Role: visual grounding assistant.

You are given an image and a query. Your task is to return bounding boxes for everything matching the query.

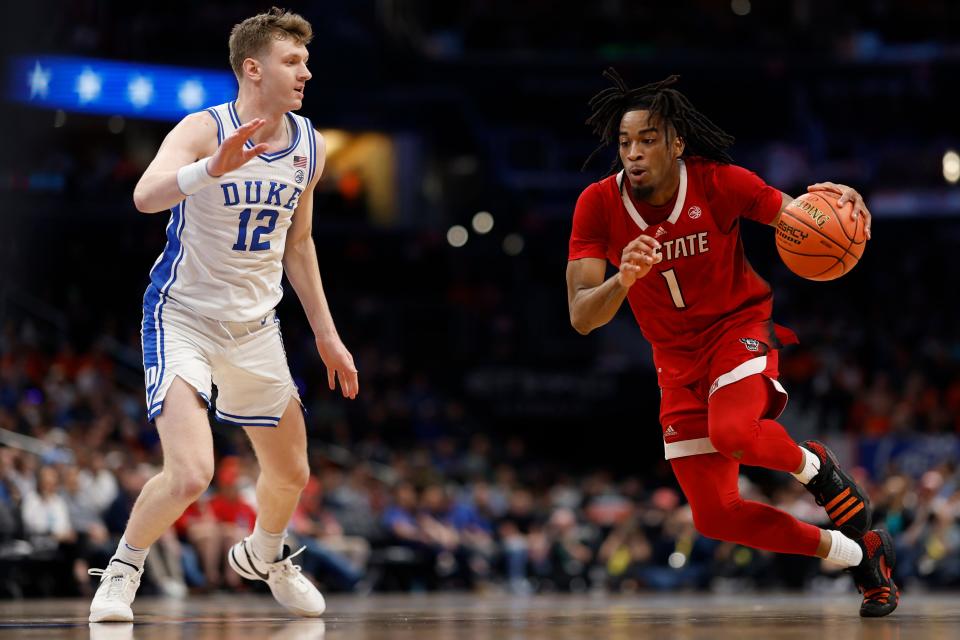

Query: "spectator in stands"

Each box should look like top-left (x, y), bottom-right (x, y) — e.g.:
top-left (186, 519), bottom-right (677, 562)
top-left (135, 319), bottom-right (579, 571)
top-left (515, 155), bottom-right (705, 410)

top-left (597, 515), bottom-right (652, 592)
top-left (289, 475), bottom-right (368, 591)
top-left (191, 456), bottom-right (257, 590)
top-left (77, 451), bottom-right (118, 514)
top-left (60, 464), bottom-right (112, 591)
top-left (20, 465), bottom-right (84, 593)
top-left (0, 448), bottom-right (24, 543)
top-left (450, 481), bottom-right (497, 585)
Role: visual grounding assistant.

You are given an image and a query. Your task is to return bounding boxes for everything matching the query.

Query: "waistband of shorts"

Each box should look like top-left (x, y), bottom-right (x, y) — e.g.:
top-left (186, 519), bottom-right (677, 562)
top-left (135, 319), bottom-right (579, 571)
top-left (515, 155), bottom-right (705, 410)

top-left (217, 311), bottom-right (277, 331)
top-left (145, 287), bottom-right (276, 329)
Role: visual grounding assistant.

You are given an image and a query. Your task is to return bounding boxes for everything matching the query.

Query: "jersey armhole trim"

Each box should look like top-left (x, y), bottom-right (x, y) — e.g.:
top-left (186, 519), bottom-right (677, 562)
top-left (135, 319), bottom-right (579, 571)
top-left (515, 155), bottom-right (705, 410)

top-left (304, 117), bottom-right (317, 183)
top-left (206, 107), bottom-right (225, 145)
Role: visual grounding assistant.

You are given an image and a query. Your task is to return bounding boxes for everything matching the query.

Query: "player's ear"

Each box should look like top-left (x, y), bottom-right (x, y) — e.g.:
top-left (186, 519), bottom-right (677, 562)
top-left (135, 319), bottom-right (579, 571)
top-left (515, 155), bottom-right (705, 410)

top-left (242, 58), bottom-right (261, 82)
top-left (674, 135), bottom-right (685, 159)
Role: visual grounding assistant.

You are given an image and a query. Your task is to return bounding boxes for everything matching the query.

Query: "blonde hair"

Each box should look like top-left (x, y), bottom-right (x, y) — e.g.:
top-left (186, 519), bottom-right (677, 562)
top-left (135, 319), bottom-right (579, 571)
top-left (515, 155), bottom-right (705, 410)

top-left (228, 6), bottom-right (313, 79)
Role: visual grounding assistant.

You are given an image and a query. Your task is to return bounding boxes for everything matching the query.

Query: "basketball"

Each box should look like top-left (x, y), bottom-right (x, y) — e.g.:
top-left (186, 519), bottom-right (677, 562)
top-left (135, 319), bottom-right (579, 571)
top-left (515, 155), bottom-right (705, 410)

top-left (775, 191), bottom-right (867, 281)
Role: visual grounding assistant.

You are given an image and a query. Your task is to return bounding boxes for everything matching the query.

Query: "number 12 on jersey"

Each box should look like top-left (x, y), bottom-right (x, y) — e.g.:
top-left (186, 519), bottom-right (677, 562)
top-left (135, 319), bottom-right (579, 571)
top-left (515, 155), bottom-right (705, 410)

top-left (232, 208), bottom-right (278, 252)
top-left (659, 268), bottom-right (687, 309)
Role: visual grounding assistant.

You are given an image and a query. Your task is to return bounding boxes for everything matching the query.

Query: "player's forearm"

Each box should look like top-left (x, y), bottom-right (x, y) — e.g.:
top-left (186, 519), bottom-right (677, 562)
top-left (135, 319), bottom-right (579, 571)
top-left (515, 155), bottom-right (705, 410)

top-left (132, 171), bottom-right (187, 214)
top-left (766, 192), bottom-right (795, 228)
top-left (283, 238), bottom-right (340, 340)
top-left (569, 274), bottom-right (630, 335)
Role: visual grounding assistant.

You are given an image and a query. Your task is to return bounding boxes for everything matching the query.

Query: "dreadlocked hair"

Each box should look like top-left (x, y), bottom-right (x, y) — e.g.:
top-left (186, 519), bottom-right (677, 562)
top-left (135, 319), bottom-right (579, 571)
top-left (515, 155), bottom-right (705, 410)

top-left (583, 68), bottom-right (735, 173)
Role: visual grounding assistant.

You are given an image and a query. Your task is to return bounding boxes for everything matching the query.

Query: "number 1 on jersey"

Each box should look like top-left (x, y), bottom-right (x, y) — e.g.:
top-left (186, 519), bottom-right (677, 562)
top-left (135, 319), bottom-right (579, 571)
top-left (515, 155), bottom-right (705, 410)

top-left (232, 209), bottom-right (252, 250)
top-left (659, 268), bottom-right (687, 309)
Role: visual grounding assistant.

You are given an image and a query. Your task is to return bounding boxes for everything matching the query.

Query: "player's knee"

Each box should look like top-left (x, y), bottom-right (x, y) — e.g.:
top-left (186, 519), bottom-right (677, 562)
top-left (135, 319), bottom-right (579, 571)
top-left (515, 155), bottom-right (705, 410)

top-left (288, 460), bottom-right (310, 492)
top-left (167, 462), bottom-right (214, 502)
top-left (688, 495), bottom-right (744, 542)
top-left (268, 458), bottom-right (310, 493)
top-left (690, 504), bottom-right (738, 541)
top-left (708, 415), bottom-right (752, 459)
top-left (690, 508), bottom-right (726, 540)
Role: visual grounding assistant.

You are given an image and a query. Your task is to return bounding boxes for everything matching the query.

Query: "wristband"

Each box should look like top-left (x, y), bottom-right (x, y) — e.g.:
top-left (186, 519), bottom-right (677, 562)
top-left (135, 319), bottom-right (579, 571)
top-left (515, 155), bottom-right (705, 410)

top-left (176, 157), bottom-right (217, 195)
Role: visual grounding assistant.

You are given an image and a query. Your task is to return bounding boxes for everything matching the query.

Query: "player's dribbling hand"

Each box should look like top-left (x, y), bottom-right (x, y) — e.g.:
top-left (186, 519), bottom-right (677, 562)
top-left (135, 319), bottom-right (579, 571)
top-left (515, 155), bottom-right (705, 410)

top-left (316, 335), bottom-right (359, 399)
top-left (807, 182), bottom-right (873, 240)
top-left (617, 235), bottom-right (662, 288)
top-left (207, 118), bottom-right (272, 177)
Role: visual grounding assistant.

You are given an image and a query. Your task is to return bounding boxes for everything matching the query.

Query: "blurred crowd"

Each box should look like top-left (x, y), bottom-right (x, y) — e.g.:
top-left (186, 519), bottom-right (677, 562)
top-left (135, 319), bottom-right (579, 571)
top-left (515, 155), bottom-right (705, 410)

top-left (1, 309), bottom-right (959, 599)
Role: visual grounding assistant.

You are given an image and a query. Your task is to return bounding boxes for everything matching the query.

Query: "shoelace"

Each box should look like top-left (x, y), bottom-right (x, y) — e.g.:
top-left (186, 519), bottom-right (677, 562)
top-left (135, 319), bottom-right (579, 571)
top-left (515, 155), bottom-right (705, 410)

top-left (270, 547), bottom-right (306, 592)
top-left (270, 545), bottom-right (307, 573)
top-left (88, 567), bottom-right (133, 599)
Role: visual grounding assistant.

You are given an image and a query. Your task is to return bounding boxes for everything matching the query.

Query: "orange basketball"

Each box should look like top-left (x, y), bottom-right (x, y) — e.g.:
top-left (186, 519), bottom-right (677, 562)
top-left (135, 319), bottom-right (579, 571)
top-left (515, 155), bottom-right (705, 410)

top-left (775, 191), bottom-right (866, 281)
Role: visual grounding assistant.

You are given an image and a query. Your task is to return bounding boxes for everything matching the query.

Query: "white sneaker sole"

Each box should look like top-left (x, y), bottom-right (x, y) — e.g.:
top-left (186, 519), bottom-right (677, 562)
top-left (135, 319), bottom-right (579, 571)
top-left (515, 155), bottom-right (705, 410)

top-left (89, 605), bottom-right (133, 623)
top-left (284, 603), bottom-right (325, 618)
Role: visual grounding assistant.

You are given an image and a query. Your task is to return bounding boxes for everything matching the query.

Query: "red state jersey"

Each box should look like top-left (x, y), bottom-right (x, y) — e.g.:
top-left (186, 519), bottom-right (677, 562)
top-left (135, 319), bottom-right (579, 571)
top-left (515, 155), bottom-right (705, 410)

top-left (569, 157), bottom-right (793, 387)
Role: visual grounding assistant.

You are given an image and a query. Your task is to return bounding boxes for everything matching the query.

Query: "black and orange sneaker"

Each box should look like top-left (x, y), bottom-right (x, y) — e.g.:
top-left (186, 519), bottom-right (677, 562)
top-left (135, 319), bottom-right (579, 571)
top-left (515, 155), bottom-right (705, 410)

top-left (851, 529), bottom-right (899, 617)
top-left (800, 440), bottom-right (872, 539)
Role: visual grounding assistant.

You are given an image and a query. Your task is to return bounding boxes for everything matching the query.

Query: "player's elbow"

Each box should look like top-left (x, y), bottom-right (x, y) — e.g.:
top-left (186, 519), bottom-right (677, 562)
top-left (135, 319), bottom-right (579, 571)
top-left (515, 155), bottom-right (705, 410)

top-left (132, 181), bottom-right (171, 214)
top-left (281, 236), bottom-right (311, 271)
top-left (570, 314), bottom-right (593, 335)
top-left (132, 193), bottom-right (148, 213)
top-left (573, 324), bottom-right (593, 336)
top-left (132, 188), bottom-right (156, 214)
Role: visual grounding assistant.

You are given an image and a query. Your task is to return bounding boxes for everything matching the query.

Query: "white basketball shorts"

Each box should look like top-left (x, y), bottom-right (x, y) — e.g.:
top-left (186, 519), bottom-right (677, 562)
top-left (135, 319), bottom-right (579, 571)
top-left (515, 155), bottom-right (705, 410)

top-left (141, 285), bottom-right (301, 427)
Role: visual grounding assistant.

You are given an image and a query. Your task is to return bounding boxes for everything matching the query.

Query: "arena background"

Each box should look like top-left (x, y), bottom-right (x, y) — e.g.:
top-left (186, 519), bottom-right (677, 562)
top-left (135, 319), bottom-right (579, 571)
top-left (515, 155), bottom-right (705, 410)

top-left (1, 0), bottom-right (959, 614)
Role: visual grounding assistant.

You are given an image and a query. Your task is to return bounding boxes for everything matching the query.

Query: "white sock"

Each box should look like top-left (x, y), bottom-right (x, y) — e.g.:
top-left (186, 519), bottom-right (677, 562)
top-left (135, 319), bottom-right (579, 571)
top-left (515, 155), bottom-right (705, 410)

top-left (791, 446), bottom-right (821, 485)
top-left (112, 535), bottom-right (149, 570)
top-left (825, 529), bottom-right (863, 568)
top-left (250, 520), bottom-right (286, 562)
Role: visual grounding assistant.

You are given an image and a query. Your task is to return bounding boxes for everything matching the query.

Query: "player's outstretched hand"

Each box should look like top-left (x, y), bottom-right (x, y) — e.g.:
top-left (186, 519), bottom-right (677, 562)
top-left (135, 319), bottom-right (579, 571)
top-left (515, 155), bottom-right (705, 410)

top-left (316, 335), bottom-right (359, 399)
top-left (807, 182), bottom-right (872, 240)
top-left (617, 235), bottom-right (662, 288)
top-left (207, 118), bottom-right (271, 177)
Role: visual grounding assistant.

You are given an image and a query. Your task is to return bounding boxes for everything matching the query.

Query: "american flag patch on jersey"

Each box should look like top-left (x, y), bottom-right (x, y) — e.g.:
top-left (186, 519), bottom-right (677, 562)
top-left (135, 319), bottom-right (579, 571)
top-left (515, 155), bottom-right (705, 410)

top-left (293, 155), bottom-right (308, 168)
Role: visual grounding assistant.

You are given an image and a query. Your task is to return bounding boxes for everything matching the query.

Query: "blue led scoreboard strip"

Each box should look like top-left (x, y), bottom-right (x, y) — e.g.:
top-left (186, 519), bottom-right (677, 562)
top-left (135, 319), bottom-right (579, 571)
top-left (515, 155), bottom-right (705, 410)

top-left (8, 55), bottom-right (237, 121)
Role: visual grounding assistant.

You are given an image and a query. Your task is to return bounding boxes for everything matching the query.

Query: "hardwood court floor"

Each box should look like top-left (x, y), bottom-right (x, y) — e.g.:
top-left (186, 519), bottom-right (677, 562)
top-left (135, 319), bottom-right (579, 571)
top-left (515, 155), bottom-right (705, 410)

top-left (0, 592), bottom-right (957, 640)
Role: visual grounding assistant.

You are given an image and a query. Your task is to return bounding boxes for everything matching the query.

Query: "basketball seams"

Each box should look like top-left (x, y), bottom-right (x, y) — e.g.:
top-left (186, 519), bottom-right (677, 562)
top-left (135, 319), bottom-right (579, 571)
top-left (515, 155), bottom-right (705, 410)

top-left (815, 193), bottom-right (864, 256)
top-left (778, 208), bottom-right (860, 262)
top-left (775, 243), bottom-right (843, 280)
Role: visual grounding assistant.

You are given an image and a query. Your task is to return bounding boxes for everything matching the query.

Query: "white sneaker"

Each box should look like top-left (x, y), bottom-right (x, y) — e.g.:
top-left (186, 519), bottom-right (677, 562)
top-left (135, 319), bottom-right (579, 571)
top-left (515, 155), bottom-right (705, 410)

top-left (88, 561), bottom-right (143, 623)
top-left (228, 538), bottom-right (326, 617)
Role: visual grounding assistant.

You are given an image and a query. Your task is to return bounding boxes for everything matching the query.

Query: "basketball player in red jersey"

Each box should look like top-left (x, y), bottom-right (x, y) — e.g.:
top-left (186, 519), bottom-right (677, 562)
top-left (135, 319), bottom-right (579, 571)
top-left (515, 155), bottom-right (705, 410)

top-left (567, 71), bottom-right (896, 617)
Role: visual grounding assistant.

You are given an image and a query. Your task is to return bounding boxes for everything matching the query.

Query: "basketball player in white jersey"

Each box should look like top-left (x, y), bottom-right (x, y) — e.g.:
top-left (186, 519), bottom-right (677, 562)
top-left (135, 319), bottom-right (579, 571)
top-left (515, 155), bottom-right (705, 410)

top-left (88, 8), bottom-right (355, 622)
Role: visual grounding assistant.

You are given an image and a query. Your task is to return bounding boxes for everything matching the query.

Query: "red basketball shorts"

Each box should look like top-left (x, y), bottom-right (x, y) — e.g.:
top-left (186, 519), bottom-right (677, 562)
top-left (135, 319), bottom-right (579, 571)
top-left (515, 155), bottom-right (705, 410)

top-left (658, 330), bottom-right (789, 460)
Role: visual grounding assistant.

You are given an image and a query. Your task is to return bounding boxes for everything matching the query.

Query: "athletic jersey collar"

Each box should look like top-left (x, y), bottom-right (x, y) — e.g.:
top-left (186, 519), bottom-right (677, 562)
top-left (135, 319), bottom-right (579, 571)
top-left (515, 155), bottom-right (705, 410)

top-left (227, 101), bottom-right (301, 162)
top-left (617, 159), bottom-right (687, 231)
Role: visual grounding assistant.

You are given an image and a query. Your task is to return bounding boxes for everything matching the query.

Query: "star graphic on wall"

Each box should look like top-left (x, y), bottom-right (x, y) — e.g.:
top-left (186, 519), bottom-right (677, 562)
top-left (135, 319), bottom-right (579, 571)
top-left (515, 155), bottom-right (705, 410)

top-left (128, 75), bottom-right (154, 108)
top-left (178, 80), bottom-right (205, 110)
top-left (28, 61), bottom-right (51, 100)
top-left (76, 67), bottom-right (102, 104)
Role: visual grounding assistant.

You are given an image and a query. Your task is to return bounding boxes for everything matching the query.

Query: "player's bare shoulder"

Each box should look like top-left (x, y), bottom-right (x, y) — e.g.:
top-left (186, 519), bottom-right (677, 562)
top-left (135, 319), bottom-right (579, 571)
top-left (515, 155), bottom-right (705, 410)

top-left (310, 126), bottom-right (327, 182)
top-left (155, 111), bottom-right (220, 160)
top-left (312, 127), bottom-right (326, 155)
top-left (181, 111), bottom-right (221, 157)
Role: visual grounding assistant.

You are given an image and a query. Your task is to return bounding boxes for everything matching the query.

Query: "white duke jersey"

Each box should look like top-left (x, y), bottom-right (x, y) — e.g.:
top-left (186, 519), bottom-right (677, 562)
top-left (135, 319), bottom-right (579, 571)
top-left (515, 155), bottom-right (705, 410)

top-left (147, 101), bottom-right (319, 321)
